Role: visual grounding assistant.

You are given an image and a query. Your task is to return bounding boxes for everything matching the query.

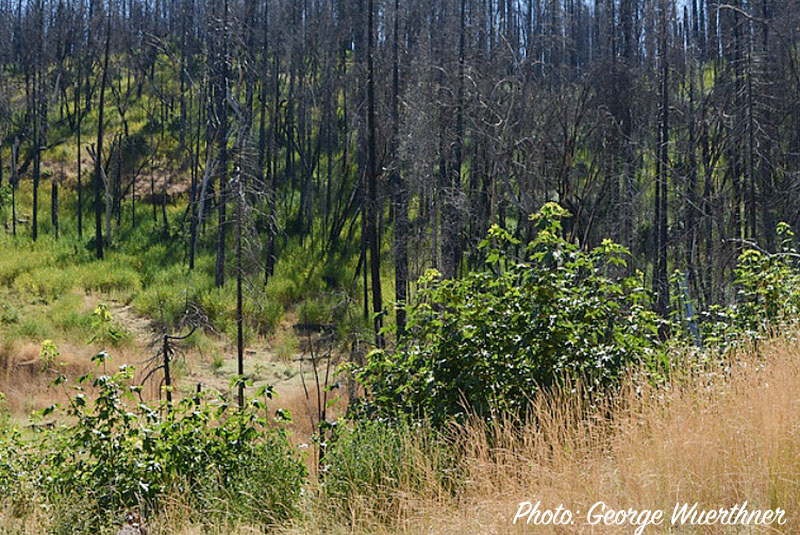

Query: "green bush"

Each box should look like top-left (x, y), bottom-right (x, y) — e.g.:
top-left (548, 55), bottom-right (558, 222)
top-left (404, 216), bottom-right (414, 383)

top-left (50, 294), bottom-right (93, 339)
top-left (0, 302), bottom-right (20, 324)
top-left (732, 223), bottom-right (800, 333)
top-left (298, 298), bottom-right (328, 326)
top-left (275, 331), bottom-right (299, 361)
top-left (0, 425), bottom-right (31, 504)
top-left (245, 298), bottom-right (284, 335)
top-left (198, 285), bottom-right (234, 333)
top-left (356, 203), bottom-right (660, 425)
top-left (88, 303), bottom-right (130, 346)
top-left (267, 241), bottom-right (329, 306)
top-left (136, 243), bottom-right (170, 285)
top-left (13, 316), bottom-right (53, 341)
top-left (0, 184), bottom-right (11, 226)
top-left (265, 276), bottom-right (298, 308)
top-left (42, 365), bottom-right (306, 529)
top-left (680, 223), bottom-right (800, 351)
top-left (134, 281), bottom-right (202, 329)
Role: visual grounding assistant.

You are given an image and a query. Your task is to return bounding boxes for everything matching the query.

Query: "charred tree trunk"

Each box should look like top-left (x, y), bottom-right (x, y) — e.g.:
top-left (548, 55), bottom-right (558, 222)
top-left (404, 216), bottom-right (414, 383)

top-left (391, 0), bottom-right (408, 334)
top-left (366, 0), bottom-right (384, 348)
top-left (94, 10), bottom-right (112, 260)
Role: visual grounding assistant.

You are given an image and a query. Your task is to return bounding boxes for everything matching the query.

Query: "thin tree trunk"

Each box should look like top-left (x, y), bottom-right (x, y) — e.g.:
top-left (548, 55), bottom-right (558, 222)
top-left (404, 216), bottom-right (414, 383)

top-left (76, 61), bottom-right (83, 238)
top-left (655, 2), bottom-right (670, 324)
top-left (391, 0), bottom-right (408, 334)
top-left (32, 65), bottom-right (40, 241)
top-left (214, 0), bottom-right (230, 288)
top-left (51, 172), bottom-right (58, 239)
top-left (236, 168), bottom-right (244, 408)
top-left (366, 0), bottom-right (383, 348)
top-left (94, 10), bottom-right (112, 260)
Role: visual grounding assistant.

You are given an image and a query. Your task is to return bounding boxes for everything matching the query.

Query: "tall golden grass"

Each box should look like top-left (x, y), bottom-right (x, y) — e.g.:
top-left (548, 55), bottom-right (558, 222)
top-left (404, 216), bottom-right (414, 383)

top-left (284, 335), bottom-right (800, 534)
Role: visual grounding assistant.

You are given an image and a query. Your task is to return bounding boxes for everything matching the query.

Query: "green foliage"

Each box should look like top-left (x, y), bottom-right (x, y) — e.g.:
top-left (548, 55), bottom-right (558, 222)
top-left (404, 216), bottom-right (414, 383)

top-left (88, 303), bottom-right (128, 346)
top-left (198, 286), bottom-right (235, 333)
top-left (264, 276), bottom-right (297, 308)
top-left (275, 331), bottom-right (299, 361)
top-left (265, 239), bottom-right (353, 309)
top-left (211, 351), bottom-right (225, 371)
top-left (0, 302), bottom-right (19, 324)
top-left (39, 363), bottom-right (306, 529)
top-left (13, 317), bottom-right (51, 341)
top-left (0, 424), bottom-right (31, 504)
top-left (132, 268), bottom-right (210, 329)
top-left (356, 203), bottom-right (659, 425)
top-left (50, 294), bottom-right (93, 338)
top-left (695, 223), bottom-right (800, 349)
top-left (245, 298), bottom-right (284, 336)
top-left (298, 298), bottom-right (329, 326)
top-left (732, 223), bottom-right (800, 333)
top-left (39, 339), bottom-right (59, 371)
top-left (107, 133), bottom-right (149, 179)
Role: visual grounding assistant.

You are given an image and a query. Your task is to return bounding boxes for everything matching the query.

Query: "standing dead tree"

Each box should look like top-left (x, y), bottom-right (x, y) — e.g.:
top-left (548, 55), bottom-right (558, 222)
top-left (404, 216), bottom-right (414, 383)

top-left (140, 320), bottom-right (200, 409)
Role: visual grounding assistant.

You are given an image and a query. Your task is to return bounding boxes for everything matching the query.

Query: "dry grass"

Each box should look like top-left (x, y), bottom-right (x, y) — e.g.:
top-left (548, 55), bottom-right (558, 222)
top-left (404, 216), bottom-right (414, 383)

top-left (0, 338), bottom-right (163, 416)
top-left (0, 341), bottom-right (93, 415)
top-left (285, 335), bottom-right (800, 534)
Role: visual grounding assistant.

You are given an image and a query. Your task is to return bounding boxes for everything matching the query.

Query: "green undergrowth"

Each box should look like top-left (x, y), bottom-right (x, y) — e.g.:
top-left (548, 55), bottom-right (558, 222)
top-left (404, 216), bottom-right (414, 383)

top-left (0, 363), bottom-right (306, 532)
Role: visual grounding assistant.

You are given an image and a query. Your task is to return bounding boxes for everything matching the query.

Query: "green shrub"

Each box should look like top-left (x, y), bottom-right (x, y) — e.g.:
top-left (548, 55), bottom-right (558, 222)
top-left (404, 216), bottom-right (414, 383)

top-left (195, 430), bottom-right (308, 525)
top-left (0, 425), bottom-right (31, 503)
top-left (211, 351), bottom-right (225, 371)
top-left (298, 298), bottom-right (328, 326)
top-left (134, 283), bottom-right (198, 329)
top-left (275, 331), bottom-right (299, 361)
top-left (42, 365), bottom-right (306, 528)
top-left (86, 303), bottom-right (130, 346)
top-left (0, 184), bottom-right (11, 226)
top-left (268, 241), bottom-right (328, 306)
top-left (0, 302), bottom-right (19, 324)
top-left (356, 203), bottom-right (660, 425)
top-left (224, 320), bottom-right (256, 347)
top-left (198, 285), bottom-right (234, 334)
top-left (136, 243), bottom-right (170, 285)
top-left (320, 258), bottom-right (349, 290)
top-left (133, 265), bottom-right (214, 329)
top-left (265, 276), bottom-right (297, 308)
top-left (682, 223), bottom-right (800, 351)
top-left (39, 339), bottom-right (60, 371)
top-left (50, 294), bottom-right (93, 339)
top-left (732, 223), bottom-right (800, 333)
top-left (246, 299), bottom-right (284, 336)
top-left (13, 316), bottom-right (53, 341)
